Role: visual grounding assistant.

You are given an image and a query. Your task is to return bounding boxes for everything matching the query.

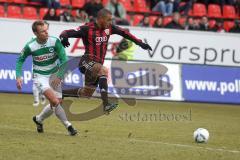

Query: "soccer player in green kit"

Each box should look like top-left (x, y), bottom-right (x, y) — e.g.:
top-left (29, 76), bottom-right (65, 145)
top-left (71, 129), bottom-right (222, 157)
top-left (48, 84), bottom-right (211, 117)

top-left (16, 20), bottom-right (77, 136)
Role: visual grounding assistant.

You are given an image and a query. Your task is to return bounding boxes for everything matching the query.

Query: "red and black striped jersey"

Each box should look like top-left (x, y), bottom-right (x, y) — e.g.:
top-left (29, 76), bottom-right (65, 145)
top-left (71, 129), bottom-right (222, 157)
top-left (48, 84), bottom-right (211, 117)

top-left (62, 22), bottom-right (142, 64)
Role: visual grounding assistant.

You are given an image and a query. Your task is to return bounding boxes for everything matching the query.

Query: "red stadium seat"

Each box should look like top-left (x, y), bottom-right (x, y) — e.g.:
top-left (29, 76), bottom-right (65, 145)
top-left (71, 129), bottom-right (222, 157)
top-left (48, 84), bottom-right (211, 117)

top-left (134, 0), bottom-right (149, 12)
top-left (208, 19), bottom-right (216, 28)
top-left (179, 17), bottom-right (186, 26)
top-left (163, 16), bottom-right (173, 26)
top-left (72, 0), bottom-right (85, 8)
top-left (149, 16), bottom-right (158, 26)
top-left (59, 0), bottom-right (71, 6)
top-left (12, 0), bottom-right (28, 4)
top-left (102, 0), bottom-right (109, 6)
top-left (28, 1), bottom-right (42, 6)
top-left (119, 0), bottom-right (134, 12)
top-left (71, 9), bottom-right (77, 17)
top-left (133, 14), bottom-right (143, 26)
top-left (224, 21), bottom-right (235, 31)
top-left (223, 5), bottom-right (236, 19)
top-left (193, 3), bottom-right (207, 17)
top-left (39, 8), bottom-right (48, 19)
top-left (208, 4), bottom-right (221, 18)
top-left (23, 6), bottom-right (38, 19)
top-left (0, 5), bottom-right (5, 17)
top-left (7, 5), bottom-right (22, 18)
top-left (56, 9), bottom-right (64, 16)
top-left (0, 0), bottom-right (10, 2)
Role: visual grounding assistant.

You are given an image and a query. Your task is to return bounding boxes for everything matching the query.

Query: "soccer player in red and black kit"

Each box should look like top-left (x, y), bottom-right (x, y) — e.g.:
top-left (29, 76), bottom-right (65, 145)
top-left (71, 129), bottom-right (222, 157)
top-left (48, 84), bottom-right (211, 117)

top-left (60, 8), bottom-right (152, 112)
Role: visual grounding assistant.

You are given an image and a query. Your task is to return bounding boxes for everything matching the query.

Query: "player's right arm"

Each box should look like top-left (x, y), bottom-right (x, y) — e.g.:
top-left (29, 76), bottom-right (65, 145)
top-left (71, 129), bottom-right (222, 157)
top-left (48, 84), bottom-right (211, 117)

top-left (59, 26), bottom-right (86, 48)
top-left (16, 45), bottom-right (31, 90)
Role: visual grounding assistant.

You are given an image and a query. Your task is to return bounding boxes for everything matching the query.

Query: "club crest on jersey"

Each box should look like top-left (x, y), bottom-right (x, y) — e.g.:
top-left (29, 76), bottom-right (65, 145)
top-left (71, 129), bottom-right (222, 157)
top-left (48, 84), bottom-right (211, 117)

top-left (104, 29), bottom-right (109, 35)
top-left (49, 48), bottom-right (54, 52)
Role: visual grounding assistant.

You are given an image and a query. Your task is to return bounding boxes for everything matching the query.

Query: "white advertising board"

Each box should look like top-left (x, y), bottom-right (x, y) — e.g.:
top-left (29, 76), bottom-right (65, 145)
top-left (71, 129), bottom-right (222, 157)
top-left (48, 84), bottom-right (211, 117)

top-left (97, 60), bottom-right (183, 101)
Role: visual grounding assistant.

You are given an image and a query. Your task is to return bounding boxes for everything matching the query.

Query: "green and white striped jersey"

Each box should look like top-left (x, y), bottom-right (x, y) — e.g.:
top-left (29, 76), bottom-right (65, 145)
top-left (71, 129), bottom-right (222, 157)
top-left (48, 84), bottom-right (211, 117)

top-left (16, 36), bottom-right (68, 78)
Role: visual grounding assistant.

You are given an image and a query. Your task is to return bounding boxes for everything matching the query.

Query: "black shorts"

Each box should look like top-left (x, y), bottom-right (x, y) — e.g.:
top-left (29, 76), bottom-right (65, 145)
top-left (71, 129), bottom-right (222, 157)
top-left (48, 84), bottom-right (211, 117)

top-left (79, 57), bottom-right (99, 87)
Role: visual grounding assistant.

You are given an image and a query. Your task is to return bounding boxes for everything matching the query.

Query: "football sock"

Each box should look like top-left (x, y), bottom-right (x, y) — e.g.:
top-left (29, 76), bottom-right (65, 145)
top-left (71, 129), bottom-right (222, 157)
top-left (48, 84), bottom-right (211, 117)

top-left (54, 104), bottom-right (71, 128)
top-left (33, 83), bottom-right (39, 102)
top-left (99, 76), bottom-right (108, 106)
top-left (36, 104), bottom-right (53, 123)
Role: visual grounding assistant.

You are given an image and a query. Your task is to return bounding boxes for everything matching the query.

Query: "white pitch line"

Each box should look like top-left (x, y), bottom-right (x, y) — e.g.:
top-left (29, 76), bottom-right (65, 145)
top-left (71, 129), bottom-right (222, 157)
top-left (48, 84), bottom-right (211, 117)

top-left (130, 139), bottom-right (240, 154)
top-left (1, 124), bottom-right (240, 154)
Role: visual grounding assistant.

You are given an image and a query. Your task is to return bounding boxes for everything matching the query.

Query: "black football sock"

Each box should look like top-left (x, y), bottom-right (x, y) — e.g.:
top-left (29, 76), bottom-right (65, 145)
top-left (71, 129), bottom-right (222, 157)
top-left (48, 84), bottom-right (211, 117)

top-left (98, 76), bottom-right (108, 106)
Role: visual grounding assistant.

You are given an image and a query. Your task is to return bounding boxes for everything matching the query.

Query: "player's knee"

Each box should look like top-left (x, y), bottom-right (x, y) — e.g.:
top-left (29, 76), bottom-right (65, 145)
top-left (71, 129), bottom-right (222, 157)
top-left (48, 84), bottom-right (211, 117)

top-left (58, 98), bottom-right (62, 104)
top-left (92, 63), bottom-right (102, 77)
top-left (50, 98), bottom-right (60, 107)
top-left (98, 66), bottom-right (108, 77)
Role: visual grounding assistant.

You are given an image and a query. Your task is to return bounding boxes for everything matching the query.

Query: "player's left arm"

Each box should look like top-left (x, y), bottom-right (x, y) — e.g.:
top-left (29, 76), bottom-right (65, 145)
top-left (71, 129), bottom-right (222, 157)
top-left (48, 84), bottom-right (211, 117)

top-left (111, 25), bottom-right (152, 51)
top-left (55, 38), bottom-right (68, 80)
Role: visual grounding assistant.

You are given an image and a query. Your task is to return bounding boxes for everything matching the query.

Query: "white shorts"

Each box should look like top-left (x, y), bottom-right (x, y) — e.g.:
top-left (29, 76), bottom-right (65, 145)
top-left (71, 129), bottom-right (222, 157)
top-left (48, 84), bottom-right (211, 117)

top-left (33, 73), bottom-right (62, 98)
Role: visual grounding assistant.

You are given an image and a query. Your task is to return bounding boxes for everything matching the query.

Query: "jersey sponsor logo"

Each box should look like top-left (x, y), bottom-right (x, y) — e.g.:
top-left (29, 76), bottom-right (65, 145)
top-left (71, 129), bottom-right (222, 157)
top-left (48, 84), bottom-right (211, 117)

top-left (95, 36), bottom-right (108, 43)
top-left (34, 53), bottom-right (55, 62)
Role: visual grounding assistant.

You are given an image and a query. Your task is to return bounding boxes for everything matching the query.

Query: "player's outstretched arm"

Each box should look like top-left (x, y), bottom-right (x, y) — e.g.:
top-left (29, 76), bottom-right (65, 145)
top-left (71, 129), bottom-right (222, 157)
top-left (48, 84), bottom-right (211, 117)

top-left (59, 28), bottom-right (85, 48)
top-left (138, 42), bottom-right (152, 51)
top-left (59, 32), bottom-right (70, 48)
top-left (111, 25), bottom-right (152, 51)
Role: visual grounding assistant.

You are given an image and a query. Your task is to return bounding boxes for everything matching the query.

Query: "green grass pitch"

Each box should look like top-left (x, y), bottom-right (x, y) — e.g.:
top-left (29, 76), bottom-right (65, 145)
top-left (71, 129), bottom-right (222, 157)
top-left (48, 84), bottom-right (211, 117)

top-left (0, 93), bottom-right (240, 160)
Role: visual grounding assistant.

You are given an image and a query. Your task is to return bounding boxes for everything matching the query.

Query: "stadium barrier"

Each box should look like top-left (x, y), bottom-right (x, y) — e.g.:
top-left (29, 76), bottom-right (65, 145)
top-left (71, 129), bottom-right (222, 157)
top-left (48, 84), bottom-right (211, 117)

top-left (0, 53), bottom-right (183, 101)
top-left (182, 64), bottom-right (240, 104)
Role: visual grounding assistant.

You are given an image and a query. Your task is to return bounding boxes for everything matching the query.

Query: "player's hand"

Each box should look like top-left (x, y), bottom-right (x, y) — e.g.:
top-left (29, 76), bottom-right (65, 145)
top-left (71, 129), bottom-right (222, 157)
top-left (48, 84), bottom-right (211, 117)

top-left (59, 31), bottom-right (70, 48)
top-left (51, 77), bottom-right (62, 89)
top-left (139, 42), bottom-right (152, 51)
top-left (60, 36), bottom-right (70, 48)
top-left (16, 78), bottom-right (22, 90)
